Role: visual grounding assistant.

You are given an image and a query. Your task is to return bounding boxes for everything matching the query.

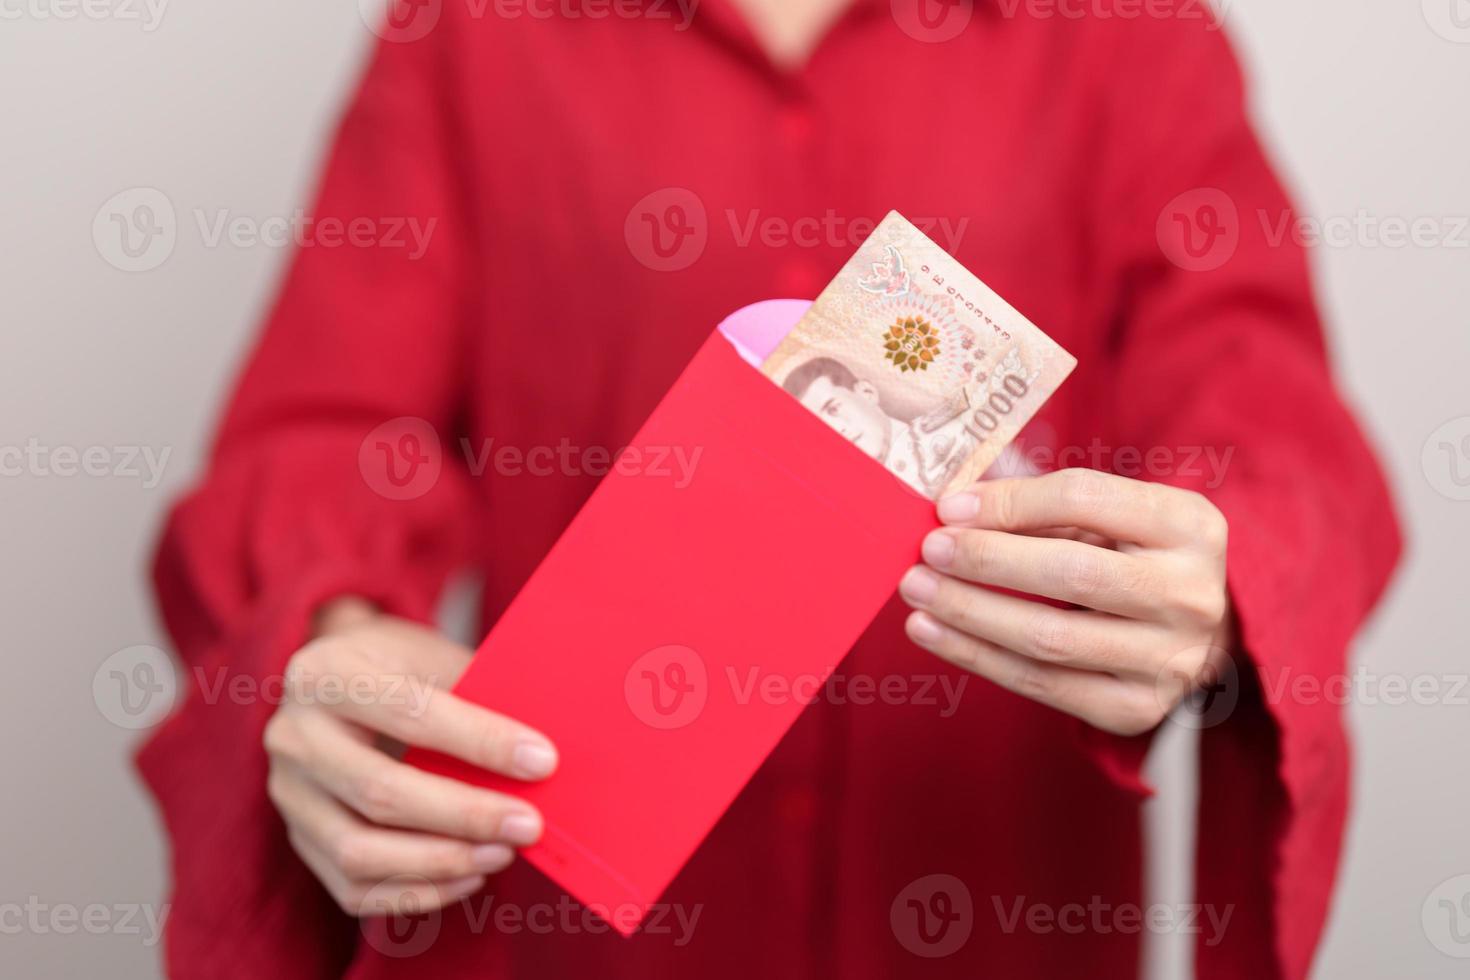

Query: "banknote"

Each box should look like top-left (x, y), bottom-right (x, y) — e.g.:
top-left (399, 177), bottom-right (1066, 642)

top-left (761, 211), bottom-right (1076, 499)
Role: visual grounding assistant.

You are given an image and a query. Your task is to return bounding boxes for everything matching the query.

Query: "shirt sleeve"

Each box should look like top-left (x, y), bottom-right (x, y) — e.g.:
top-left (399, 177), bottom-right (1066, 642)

top-left (137, 25), bottom-right (479, 979)
top-left (1080, 15), bottom-right (1401, 980)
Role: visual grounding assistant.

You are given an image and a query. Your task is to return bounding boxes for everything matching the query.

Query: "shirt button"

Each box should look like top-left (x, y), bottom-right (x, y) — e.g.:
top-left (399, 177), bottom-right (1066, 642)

top-left (778, 104), bottom-right (814, 145)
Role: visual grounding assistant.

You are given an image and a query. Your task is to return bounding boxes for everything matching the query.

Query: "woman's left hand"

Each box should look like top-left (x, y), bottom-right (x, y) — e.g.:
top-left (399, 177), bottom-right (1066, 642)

top-left (899, 468), bottom-right (1235, 736)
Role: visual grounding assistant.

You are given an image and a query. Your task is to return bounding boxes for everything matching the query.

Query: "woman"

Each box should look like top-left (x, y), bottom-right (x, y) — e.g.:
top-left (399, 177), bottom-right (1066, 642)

top-left (141, 1), bottom-right (1400, 977)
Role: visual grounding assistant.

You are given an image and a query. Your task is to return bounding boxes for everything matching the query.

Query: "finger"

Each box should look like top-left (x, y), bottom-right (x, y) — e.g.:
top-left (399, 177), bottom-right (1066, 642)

top-left (355, 872), bottom-right (487, 919)
top-left (336, 686), bottom-right (558, 782)
top-left (1016, 525), bottom-right (1115, 548)
top-left (288, 825), bottom-right (486, 916)
top-left (920, 527), bottom-right (1162, 619)
top-left (898, 565), bottom-right (1159, 676)
top-left (366, 618), bottom-right (479, 688)
top-left (290, 637), bottom-right (558, 780)
top-left (289, 710), bottom-right (546, 846)
top-left (269, 761), bottom-right (516, 882)
top-left (904, 612), bottom-right (1165, 736)
top-left (938, 468), bottom-right (1222, 549)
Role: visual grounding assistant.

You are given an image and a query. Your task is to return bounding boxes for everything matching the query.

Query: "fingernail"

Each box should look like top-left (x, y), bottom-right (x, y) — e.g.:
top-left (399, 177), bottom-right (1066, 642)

top-left (938, 492), bottom-right (979, 523)
top-left (922, 530), bottom-right (956, 569)
top-left (899, 566), bottom-right (940, 606)
top-left (907, 612), bottom-right (944, 645)
top-left (500, 811), bottom-right (542, 846)
top-left (470, 844), bottom-right (514, 873)
top-left (511, 741), bottom-right (558, 780)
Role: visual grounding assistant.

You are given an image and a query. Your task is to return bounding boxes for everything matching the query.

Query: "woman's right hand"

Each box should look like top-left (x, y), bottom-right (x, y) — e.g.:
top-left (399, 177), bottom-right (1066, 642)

top-left (263, 598), bottom-right (558, 916)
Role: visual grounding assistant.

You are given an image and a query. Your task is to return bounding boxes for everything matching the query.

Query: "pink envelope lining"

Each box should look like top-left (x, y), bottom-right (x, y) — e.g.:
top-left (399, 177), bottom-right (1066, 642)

top-left (715, 299), bottom-right (813, 366)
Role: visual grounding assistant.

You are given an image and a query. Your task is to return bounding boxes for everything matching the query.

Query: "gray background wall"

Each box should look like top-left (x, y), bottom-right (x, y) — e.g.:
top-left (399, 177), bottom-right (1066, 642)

top-left (1, 2), bottom-right (1466, 976)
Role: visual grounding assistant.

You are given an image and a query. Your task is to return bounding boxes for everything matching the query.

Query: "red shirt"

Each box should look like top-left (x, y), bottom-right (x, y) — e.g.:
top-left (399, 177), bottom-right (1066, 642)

top-left (140, 2), bottom-right (1400, 978)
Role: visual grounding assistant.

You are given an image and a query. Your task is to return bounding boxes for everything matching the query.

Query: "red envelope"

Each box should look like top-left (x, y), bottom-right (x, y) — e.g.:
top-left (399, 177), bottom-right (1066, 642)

top-left (411, 300), bottom-right (937, 934)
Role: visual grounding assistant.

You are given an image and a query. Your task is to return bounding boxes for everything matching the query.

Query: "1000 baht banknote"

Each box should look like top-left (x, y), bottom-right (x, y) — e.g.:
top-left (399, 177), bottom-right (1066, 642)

top-left (762, 211), bottom-right (1076, 499)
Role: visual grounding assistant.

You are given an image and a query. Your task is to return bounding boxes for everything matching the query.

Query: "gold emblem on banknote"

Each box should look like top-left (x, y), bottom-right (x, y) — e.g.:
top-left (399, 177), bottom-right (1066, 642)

top-left (884, 316), bottom-right (940, 372)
